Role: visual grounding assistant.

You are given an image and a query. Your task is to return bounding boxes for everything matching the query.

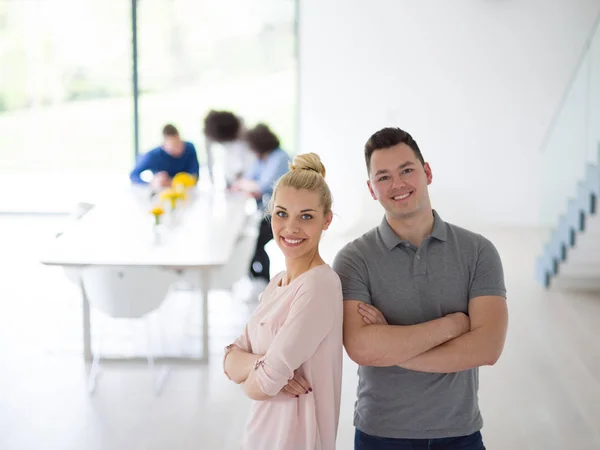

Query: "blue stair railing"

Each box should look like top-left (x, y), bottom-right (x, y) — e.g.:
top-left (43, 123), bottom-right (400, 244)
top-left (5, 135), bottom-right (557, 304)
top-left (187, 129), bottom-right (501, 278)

top-left (537, 147), bottom-right (600, 288)
top-left (537, 13), bottom-right (600, 288)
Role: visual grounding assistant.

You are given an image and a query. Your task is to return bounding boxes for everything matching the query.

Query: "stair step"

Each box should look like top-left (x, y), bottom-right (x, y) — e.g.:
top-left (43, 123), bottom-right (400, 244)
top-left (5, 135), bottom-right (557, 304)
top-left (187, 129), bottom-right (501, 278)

top-left (550, 276), bottom-right (600, 293)
top-left (539, 153), bottom-right (600, 290)
top-left (558, 263), bottom-right (600, 277)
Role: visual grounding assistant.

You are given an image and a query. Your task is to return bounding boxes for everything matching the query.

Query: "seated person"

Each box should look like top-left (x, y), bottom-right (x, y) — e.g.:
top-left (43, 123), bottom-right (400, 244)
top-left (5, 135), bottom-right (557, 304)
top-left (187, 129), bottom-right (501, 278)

top-left (130, 124), bottom-right (199, 189)
top-left (203, 110), bottom-right (255, 188)
top-left (231, 123), bottom-right (290, 284)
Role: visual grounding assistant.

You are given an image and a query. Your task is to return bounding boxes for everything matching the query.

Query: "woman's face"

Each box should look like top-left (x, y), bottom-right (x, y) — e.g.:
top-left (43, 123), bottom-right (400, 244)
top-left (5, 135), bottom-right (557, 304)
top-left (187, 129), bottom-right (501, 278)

top-left (270, 187), bottom-right (332, 260)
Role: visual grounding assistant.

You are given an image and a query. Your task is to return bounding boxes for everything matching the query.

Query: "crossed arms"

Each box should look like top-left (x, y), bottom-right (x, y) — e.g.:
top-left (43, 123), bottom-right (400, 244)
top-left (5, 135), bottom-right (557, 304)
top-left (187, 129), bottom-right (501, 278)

top-left (223, 275), bottom-right (339, 399)
top-left (344, 295), bottom-right (508, 373)
top-left (336, 237), bottom-right (508, 373)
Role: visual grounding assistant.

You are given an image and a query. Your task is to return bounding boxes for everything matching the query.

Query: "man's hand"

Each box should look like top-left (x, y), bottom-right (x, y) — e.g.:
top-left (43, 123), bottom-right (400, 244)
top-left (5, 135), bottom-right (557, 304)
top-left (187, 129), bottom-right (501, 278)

top-left (357, 303), bottom-right (470, 339)
top-left (445, 312), bottom-right (471, 338)
top-left (151, 171), bottom-right (171, 189)
top-left (357, 302), bottom-right (388, 325)
top-left (279, 370), bottom-right (312, 398)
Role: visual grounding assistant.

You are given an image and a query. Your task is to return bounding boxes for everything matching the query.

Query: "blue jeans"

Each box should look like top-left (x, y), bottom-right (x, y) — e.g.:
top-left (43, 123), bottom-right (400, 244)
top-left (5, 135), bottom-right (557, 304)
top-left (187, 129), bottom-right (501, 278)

top-left (355, 429), bottom-right (486, 450)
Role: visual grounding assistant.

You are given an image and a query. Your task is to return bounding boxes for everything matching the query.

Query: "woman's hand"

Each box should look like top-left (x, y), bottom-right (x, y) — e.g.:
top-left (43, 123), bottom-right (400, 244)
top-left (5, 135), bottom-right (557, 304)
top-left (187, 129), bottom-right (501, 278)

top-left (280, 370), bottom-right (312, 398)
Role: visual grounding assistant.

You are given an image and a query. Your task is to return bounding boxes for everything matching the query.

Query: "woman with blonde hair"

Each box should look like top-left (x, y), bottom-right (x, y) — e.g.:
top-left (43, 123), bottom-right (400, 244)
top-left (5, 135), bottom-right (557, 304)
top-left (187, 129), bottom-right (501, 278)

top-left (223, 152), bottom-right (343, 450)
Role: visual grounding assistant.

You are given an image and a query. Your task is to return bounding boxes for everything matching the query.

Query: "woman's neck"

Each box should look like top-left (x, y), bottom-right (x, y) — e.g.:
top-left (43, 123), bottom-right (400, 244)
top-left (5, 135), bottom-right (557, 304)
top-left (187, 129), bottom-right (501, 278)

top-left (281, 251), bottom-right (325, 286)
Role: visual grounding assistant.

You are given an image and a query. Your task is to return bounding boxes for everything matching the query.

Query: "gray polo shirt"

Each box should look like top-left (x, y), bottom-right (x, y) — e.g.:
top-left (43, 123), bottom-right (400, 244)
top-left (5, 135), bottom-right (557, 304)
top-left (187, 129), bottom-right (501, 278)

top-left (332, 210), bottom-right (506, 439)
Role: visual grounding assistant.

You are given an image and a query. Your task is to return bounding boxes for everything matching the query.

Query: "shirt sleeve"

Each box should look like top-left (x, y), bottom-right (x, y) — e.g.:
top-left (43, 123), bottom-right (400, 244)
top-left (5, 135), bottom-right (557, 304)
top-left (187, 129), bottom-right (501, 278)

top-left (205, 139), bottom-right (215, 184)
top-left (223, 325), bottom-right (253, 381)
top-left (257, 151), bottom-right (290, 197)
top-left (252, 271), bottom-right (342, 396)
top-left (242, 147), bottom-right (256, 177)
top-left (244, 160), bottom-right (260, 182)
top-left (129, 151), bottom-right (154, 184)
top-left (332, 244), bottom-right (372, 304)
top-left (232, 325), bottom-right (252, 353)
top-left (469, 236), bottom-right (507, 300)
top-left (185, 143), bottom-right (200, 178)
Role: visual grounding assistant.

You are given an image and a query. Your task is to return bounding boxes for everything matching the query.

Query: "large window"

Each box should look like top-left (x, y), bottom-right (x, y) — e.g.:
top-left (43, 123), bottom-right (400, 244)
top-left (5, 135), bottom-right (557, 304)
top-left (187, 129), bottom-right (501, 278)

top-left (137, 0), bottom-right (297, 160)
top-left (0, 0), bottom-right (133, 211)
top-left (0, 0), bottom-right (297, 212)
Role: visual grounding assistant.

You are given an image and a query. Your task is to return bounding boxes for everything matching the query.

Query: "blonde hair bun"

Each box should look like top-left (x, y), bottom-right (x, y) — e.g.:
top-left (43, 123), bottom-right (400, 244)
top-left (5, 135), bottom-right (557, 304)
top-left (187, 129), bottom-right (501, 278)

top-left (268, 151), bottom-right (333, 215)
top-left (289, 152), bottom-right (326, 179)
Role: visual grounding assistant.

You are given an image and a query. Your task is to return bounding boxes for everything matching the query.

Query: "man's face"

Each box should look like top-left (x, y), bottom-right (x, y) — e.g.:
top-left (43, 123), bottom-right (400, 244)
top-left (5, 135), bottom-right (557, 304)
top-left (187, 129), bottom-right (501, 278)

top-left (163, 136), bottom-right (183, 157)
top-left (367, 143), bottom-right (433, 220)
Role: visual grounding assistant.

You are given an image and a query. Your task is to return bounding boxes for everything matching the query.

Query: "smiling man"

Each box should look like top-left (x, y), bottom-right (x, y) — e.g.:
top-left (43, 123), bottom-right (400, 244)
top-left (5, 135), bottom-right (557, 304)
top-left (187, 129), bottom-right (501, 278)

top-left (332, 127), bottom-right (508, 450)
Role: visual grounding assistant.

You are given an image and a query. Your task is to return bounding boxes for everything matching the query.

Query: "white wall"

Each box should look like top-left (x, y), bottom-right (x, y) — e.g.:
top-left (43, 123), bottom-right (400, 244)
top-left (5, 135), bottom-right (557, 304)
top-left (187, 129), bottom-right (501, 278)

top-left (299, 0), bottom-right (600, 235)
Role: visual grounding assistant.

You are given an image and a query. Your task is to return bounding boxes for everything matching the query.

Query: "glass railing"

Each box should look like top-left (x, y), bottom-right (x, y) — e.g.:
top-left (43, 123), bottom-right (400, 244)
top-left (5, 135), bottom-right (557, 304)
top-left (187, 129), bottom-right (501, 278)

top-left (540, 20), bottom-right (600, 227)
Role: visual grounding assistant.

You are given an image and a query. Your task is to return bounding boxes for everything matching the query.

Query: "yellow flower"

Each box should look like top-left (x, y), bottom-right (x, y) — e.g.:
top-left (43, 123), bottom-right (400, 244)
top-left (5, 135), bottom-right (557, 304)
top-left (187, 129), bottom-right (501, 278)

top-left (159, 189), bottom-right (174, 200)
top-left (159, 188), bottom-right (185, 209)
top-left (160, 189), bottom-right (186, 200)
top-left (172, 172), bottom-right (197, 190)
top-left (150, 206), bottom-right (164, 225)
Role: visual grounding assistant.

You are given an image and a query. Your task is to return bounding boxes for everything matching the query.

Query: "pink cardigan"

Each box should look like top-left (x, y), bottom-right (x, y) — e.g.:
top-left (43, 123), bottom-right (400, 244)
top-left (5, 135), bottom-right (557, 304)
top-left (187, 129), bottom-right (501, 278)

top-left (228, 264), bottom-right (343, 450)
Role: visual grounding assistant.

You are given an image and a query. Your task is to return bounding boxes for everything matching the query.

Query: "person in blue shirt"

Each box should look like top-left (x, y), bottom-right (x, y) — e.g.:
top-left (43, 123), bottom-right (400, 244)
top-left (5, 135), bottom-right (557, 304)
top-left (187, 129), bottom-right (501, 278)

top-left (130, 124), bottom-right (200, 189)
top-left (231, 123), bottom-right (290, 284)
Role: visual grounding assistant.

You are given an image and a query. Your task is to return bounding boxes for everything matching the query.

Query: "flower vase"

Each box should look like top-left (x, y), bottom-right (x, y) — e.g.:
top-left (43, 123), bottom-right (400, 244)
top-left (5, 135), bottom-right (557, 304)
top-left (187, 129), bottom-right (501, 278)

top-left (152, 222), bottom-right (164, 245)
top-left (167, 199), bottom-right (179, 227)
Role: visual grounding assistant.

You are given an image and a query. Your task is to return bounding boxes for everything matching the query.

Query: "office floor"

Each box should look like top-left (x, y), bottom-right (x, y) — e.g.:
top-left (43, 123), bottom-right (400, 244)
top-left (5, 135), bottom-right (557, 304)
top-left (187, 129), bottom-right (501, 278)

top-left (1, 216), bottom-right (599, 450)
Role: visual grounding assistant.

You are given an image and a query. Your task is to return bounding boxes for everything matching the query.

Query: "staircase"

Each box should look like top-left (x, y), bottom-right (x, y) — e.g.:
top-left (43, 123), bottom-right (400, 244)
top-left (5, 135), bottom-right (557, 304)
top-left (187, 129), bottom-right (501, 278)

top-left (537, 147), bottom-right (600, 291)
top-left (535, 11), bottom-right (600, 292)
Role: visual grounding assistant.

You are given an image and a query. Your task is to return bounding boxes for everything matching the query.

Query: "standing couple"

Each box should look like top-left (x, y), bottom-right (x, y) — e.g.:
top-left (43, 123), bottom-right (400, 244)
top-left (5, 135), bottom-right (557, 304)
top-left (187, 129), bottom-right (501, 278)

top-left (223, 126), bottom-right (509, 450)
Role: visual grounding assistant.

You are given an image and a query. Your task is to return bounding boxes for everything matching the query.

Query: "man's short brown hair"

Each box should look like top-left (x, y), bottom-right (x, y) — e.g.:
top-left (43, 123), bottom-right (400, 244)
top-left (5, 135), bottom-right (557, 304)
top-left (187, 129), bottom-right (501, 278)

top-left (162, 124), bottom-right (179, 137)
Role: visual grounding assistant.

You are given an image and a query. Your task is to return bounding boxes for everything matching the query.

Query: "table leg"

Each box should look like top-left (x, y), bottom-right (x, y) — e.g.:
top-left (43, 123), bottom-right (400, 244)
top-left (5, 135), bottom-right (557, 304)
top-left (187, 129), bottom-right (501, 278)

top-left (200, 268), bottom-right (211, 362)
top-left (80, 276), bottom-right (93, 362)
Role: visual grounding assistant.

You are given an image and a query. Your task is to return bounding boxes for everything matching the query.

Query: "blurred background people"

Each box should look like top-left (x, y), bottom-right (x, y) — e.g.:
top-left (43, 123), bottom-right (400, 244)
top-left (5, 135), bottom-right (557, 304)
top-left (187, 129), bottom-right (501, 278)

top-left (130, 124), bottom-right (199, 190)
top-left (203, 110), bottom-right (256, 189)
top-left (232, 123), bottom-right (290, 287)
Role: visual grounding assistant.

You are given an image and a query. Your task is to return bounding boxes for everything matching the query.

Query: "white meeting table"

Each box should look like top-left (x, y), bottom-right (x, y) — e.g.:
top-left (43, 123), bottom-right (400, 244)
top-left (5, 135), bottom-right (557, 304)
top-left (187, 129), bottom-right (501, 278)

top-left (40, 186), bottom-right (252, 363)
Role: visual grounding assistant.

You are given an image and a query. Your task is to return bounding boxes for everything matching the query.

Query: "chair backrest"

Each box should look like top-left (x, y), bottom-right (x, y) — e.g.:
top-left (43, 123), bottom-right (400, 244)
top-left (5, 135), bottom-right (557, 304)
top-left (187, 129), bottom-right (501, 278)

top-left (210, 212), bottom-right (262, 291)
top-left (63, 267), bottom-right (81, 285)
top-left (79, 266), bottom-right (178, 318)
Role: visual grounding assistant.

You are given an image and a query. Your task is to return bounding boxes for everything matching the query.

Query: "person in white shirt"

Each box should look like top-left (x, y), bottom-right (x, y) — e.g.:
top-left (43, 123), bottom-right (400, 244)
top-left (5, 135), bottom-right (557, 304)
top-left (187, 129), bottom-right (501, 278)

top-left (203, 110), bottom-right (256, 188)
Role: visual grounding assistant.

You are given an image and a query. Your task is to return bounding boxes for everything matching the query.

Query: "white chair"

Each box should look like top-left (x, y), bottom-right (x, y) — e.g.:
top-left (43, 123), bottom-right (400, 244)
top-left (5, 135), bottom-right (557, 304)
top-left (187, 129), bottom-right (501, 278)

top-left (56, 202), bottom-right (95, 240)
top-left (175, 212), bottom-right (261, 294)
top-left (76, 266), bottom-right (178, 395)
top-left (211, 213), bottom-right (261, 291)
top-left (60, 202), bottom-right (95, 285)
top-left (175, 213), bottom-right (261, 349)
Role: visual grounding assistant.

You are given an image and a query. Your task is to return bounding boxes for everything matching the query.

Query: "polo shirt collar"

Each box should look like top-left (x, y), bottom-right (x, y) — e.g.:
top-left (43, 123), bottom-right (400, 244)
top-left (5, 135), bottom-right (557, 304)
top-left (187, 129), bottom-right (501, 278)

top-left (379, 210), bottom-right (448, 251)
